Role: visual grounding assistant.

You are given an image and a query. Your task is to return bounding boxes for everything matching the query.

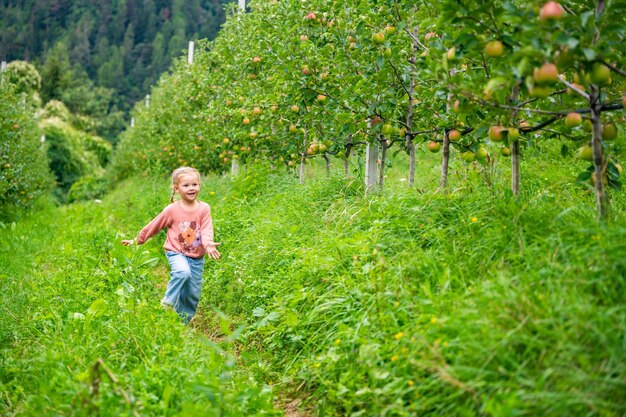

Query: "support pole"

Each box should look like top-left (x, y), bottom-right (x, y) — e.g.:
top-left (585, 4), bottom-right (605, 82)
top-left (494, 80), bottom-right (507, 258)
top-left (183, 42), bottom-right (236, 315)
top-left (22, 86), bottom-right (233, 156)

top-left (365, 142), bottom-right (379, 192)
top-left (187, 41), bottom-right (194, 65)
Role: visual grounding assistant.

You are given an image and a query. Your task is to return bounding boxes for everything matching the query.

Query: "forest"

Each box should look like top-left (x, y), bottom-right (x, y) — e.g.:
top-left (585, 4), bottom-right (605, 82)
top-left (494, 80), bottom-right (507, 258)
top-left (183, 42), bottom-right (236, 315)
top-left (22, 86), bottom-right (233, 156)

top-left (1, 0), bottom-right (229, 141)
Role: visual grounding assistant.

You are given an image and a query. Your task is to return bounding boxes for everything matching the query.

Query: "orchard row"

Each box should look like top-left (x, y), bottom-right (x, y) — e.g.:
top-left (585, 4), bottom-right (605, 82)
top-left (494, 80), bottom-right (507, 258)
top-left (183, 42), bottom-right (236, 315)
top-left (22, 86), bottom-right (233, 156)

top-left (112, 0), bottom-right (625, 217)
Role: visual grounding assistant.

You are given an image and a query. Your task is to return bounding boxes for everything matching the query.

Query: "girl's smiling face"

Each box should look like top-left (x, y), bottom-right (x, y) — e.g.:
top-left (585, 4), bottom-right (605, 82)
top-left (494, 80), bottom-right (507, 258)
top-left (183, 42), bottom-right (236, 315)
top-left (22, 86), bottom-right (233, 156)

top-left (174, 173), bottom-right (201, 204)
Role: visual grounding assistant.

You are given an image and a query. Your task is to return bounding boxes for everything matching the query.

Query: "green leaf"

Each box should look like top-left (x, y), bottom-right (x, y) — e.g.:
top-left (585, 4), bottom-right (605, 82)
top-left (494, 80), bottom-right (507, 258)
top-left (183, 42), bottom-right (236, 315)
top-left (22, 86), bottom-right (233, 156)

top-left (560, 144), bottom-right (569, 157)
top-left (86, 299), bottom-right (107, 317)
top-left (582, 48), bottom-right (596, 61)
top-left (577, 171), bottom-right (592, 182)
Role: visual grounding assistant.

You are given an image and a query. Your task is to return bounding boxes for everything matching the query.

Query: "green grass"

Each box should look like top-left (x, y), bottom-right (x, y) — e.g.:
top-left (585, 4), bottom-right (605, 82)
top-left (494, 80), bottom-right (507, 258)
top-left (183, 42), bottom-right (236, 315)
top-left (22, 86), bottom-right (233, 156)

top-left (1, 142), bottom-right (625, 416)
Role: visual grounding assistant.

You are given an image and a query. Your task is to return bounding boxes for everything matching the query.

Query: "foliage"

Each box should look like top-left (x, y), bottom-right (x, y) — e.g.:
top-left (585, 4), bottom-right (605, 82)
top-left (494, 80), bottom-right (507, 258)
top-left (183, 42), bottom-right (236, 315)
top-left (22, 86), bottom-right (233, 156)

top-left (0, 82), bottom-right (53, 216)
top-left (40, 118), bottom-right (112, 199)
top-left (113, 0), bottom-right (624, 217)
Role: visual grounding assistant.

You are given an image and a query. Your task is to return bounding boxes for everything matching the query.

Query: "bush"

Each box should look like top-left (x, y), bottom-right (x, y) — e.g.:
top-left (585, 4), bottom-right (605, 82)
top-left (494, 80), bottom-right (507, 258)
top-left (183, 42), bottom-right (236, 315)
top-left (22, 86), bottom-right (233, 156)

top-left (67, 175), bottom-right (109, 203)
top-left (0, 83), bottom-right (53, 216)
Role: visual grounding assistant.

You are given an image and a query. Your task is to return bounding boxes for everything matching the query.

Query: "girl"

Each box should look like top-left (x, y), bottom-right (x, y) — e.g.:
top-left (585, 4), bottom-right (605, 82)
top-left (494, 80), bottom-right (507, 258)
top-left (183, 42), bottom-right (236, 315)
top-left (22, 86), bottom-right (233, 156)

top-left (121, 167), bottom-right (220, 323)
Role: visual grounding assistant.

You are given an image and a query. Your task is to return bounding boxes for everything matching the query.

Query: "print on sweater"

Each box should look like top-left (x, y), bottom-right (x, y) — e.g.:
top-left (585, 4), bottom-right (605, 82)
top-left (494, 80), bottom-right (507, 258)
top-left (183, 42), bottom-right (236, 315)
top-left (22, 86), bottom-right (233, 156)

top-left (178, 221), bottom-right (202, 253)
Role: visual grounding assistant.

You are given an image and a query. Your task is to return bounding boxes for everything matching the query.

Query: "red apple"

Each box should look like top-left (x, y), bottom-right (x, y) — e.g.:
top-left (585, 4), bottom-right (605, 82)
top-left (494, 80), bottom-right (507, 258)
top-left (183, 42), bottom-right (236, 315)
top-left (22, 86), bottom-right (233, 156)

top-left (534, 63), bottom-right (559, 85)
top-left (427, 141), bottom-right (441, 153)
top-left (564, 112), bottom-right (582, 127)
top-left (540, 2), bottom-right (565, 22)
top-left (448, 129), bottom-right (461, 141)
top-left (484, 41), bottom-right (504, 58)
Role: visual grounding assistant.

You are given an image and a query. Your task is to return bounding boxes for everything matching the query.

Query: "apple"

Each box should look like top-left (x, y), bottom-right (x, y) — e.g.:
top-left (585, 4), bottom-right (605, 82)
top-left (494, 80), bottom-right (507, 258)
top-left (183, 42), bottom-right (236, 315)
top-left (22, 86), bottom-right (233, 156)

top-left (399, 127), bottom-right (407, 137)
top-left (372, 32), bottom-right (385, 44)
top-left (383, 47), bottom-right (392, 58)
top-left (602, 123), bottom-right (618, 140)
top-left (300, 35), bottom-right (309, 41)
top-left (252, 56), bottom-right (261, 63)
top-left (508, 128), bottom-right (520, 140)
top-left (427, 141), bottom-right (441, 153)
top-left (253, 107), bottom-right (262, 115)
top-left (461, 150), bottom-right (475, 163)
top-left (223, 138), bottom-right (230, 144)
top-left (582, 119), bottom-right (593, 132)
top-left (291, 105), bottom-right (300, 113)
top-left (448, 129), bottom-right (461, 141)
top-left (242, 118), bottom-right (250, 125)
top-left (302, 66), bottom-right (312, 75)
top-left (533, 63), bottom-right (559, 85)
top-left (317, 94), bottom-right (327, 103)
top-left (226, 99), bottom-right (232, 106)
top-left (248, 73), bottom-right (257, 80)
top-left (539, 1), bottom-right (565, 22)
top-left (381, 124), bottom-right (394, 135)
top-left (590, 63), bottom-right (611, 85)
top-left (289, 124), bottom-right (298, 133)
top-left (485, 40), bottom-right (504, 58)
top-left (564, 112), bottom-right (582, 127)
top-left (424, 32), bottom-right (437, 40)
top-left (501, 146), bottom-right (511, 157)
top-left (446, 47), bottom-right (456, 61)
top-left (476, 146), bottom-right (489, 162)
top-left (385, 26), bottom-right (396, 35)
top-left (578, 145), bottom-right (593, 161)
top-left (566, 82), bottom-right (585, 95)
top-left (305, 12), bottom-right (316, 20)
top-left (488, 126), bottom-right (504, 142)
top-left (249, 132), bottom-right (258, 139)
top-left (371, 116), bottom-right (382, 126)
top-left (270, 105), bottom-right (278, 112)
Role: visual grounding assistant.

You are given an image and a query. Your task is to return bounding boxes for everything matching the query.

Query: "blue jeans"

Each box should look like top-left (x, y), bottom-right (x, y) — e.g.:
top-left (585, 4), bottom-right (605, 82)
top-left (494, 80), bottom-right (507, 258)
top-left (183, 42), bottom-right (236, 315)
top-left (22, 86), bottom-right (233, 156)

top-left (163, 251), bottom-right (205, 324)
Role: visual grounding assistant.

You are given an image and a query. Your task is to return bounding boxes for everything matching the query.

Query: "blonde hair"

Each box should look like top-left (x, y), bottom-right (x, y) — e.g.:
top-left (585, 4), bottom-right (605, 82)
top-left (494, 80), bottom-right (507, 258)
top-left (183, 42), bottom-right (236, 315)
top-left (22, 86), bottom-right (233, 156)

top-left (170, 166), bottom-right (201, 203)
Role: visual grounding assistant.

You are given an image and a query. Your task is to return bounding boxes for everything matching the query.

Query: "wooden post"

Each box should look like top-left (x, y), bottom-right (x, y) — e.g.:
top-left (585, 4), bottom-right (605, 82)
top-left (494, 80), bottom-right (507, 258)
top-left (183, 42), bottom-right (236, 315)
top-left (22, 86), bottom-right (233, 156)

top-left (231, 158), bottom-right (239, 176)
top-left (238, 0), bottom-right (246, 11)
top-left (1, 61), bottom-right (5, 84)
top-left (145, 94), bottom-right (150, 108)
top-left (130, 117), bottom-right (135, 128)
top-left (187, 41), bottom-right (194, 65)
top-left (365, 141), bottom-right (379, 192)
top-left (40, 134), bottom-right (46, 143)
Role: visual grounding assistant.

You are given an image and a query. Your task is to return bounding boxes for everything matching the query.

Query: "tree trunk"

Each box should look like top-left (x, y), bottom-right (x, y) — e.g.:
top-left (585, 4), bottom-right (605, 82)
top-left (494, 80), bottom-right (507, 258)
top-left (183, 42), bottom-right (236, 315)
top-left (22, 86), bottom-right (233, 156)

top-left (589, 85), bottom-right (608, 219)
top-left (407, 140), bottom-right (415, 186)
top-left (439, 131), bottom-right (450, 189)
top-left (323, 154), bottom-right (331, 177)
top-left (511, 139), bottom-right (520, 195)
top-left (299, 127), bottom-right (308, 184)
top-left (406, 27), bottom-right (418, 187)
top-left (378, 137), bottom-right (387, 189)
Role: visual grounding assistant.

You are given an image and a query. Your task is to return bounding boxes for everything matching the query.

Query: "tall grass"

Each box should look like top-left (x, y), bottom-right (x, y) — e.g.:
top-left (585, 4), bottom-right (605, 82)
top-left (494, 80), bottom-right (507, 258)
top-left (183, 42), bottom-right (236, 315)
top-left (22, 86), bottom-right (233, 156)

top-left (1, 142), bottom-right (625, 416)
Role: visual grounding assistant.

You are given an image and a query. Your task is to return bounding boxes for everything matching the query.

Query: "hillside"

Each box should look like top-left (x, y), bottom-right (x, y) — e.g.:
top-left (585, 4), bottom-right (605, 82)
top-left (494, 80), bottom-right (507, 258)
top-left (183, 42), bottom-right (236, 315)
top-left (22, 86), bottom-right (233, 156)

top-left (1, 0), bottom-right (231, 139)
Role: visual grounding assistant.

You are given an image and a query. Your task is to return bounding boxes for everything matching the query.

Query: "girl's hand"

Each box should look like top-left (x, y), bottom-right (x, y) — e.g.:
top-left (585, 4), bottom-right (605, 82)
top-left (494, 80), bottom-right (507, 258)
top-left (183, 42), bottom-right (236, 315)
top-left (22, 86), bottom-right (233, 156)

top-left (206, 246), bottom-right (221, 260)
top-left (121, 239), bottom-right (135, 246)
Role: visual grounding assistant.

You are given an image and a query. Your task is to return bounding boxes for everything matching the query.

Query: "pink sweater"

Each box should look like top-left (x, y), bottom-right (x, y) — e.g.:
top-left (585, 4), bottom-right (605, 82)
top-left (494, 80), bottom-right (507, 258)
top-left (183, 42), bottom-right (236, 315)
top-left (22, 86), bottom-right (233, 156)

top-left (136, 201), bottom-right (216, 258)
